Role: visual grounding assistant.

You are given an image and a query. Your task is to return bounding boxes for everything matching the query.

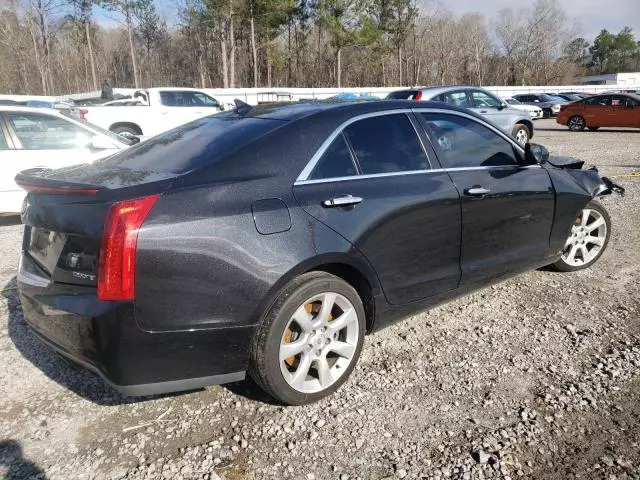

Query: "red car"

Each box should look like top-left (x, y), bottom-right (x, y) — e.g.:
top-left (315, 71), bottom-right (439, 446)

top-left (557, 93), bottom-right (640, 131)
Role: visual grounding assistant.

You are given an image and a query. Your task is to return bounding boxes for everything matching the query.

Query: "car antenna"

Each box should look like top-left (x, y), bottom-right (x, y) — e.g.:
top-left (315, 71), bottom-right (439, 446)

top-left (234, 99), bottom-right (252, 116)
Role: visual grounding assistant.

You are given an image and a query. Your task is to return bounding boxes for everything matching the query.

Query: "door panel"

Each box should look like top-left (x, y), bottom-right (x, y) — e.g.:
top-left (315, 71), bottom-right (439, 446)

top-left (293, 111), bottom-right (461, 305)
top-left (294, 173), bottom-right (461, 304)
top-left (418, 111), bottom-right (555, 284)
top-left (447, 167), bottom-right (554, 283)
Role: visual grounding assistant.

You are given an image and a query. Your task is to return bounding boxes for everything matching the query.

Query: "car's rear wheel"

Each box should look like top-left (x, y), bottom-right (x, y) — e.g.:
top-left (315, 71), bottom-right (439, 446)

top-left (512, 123), bottom-right (530, 145)
top-left (568, 115), bottom-right (586, 131)
top-left (250, 272), bottom-right (365, 405)
top-left (588, 126), bottom-right (600, 131)
top-left (551, 200), bottom-right (611, 272)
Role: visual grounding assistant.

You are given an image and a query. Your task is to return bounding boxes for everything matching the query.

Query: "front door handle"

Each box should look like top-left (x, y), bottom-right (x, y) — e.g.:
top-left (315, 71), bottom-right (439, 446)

top-left (322, 194), bottom-right (363, 207)
top-left (465, 187), bottom-right (490, 197)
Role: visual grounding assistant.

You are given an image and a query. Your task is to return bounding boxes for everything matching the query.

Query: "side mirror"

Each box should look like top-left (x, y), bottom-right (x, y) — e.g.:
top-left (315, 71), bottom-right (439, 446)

top-left (525, 143), bottom-right (549, 164)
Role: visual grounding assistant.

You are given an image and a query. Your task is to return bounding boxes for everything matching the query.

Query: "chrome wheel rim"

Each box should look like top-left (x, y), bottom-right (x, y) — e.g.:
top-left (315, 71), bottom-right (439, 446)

top-left (515, 128), bottom-right (528, 145)
top-left (561, 208), bottom-right (607, 267)
top-left (569, 116), bottom-right (584, 130)
top-left (279, 292), bottom-right (359, 394)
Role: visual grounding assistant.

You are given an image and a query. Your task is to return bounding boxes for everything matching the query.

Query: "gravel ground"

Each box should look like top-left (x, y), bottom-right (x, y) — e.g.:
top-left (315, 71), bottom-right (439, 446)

top-left (1, 119), bottom-right (639, 480)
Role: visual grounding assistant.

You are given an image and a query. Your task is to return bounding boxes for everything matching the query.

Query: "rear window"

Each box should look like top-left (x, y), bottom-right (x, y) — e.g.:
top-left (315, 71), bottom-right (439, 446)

top-left (386, 90), bottom-right (420, 100)
top-left (96, 113), bottom-right (285, 174)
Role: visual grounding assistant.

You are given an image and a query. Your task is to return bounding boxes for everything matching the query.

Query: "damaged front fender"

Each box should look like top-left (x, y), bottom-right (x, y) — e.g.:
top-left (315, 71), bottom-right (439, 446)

top-left (545, 158), bottom-right (624, 256)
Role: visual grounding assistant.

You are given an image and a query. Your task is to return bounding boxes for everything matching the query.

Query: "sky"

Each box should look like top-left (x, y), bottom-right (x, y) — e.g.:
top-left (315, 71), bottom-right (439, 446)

top-left (94, 0), bottom-right (640, 43)
top-left (427, 0), bottom-right (640, 41)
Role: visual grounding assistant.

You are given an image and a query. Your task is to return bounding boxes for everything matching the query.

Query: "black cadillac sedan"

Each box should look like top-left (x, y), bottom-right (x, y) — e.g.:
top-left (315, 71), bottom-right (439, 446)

top-left (16, 100), bottom-right (619, 405)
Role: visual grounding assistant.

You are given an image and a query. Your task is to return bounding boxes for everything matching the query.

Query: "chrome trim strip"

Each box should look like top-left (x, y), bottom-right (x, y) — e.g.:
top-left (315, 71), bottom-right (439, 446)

top-left (18, 255), bottom-right (51, 288)
top-left (295, 109), bottom-right (414, 182)
top-left (294, 164), bottom-right (542, 186)
top-left (295, 107), bottom-right (529, 183)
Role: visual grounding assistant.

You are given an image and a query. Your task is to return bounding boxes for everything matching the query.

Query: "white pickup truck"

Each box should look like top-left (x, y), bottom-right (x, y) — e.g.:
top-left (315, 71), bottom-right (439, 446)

top-left (81, 87), bottom-right (224, 138)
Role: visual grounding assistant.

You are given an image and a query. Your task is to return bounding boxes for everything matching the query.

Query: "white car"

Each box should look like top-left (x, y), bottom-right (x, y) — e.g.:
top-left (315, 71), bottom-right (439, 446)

top-left (503, 98), bottom-right (544, 119)
top-left (0, 106), bottom-right (135, 214)
top-left (81, 87), bottom-right (224, 138)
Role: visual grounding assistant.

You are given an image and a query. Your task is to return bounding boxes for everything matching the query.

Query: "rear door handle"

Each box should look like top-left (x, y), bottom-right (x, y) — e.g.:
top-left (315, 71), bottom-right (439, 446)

top-left (322, 194), bottom-right (363, 207)
top-left (465, 187), bottom-right (490, 197)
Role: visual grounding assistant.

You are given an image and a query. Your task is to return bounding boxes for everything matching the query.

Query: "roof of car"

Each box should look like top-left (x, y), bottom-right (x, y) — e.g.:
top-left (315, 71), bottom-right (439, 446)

top-left (239, 99), bottom-right (487, 122)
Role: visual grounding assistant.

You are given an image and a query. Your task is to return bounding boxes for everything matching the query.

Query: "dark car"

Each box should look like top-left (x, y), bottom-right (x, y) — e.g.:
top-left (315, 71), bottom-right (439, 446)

top-left (16, 101), bottom-right (620, 405)
top-left (546, 93), bottom-right (583, 102)
top-left (512, 93), bottom-right (567, 118)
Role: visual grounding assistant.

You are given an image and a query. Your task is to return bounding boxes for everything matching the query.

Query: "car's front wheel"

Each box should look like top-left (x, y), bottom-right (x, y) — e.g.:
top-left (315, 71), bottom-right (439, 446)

top-left (250, 272), bottom-right (365, 405)
top-left (568, 115), bottom-right (586, 131)
top-left (551, 200), bottom-right (611, 272)
top-left (512, 123), bottom-right (530, 145)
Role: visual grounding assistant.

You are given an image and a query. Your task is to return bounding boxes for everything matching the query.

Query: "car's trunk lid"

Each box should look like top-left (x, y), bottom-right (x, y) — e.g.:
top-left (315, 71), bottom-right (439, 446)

top-left (18, 164), bottom-right (176, 288)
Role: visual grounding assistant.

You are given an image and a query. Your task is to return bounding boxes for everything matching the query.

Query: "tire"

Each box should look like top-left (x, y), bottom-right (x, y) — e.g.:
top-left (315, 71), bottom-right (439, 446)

top-left (550, 199), bottom-right (611, 272)
top-left (249, 272), bottom-right (366, 405)
top-left (588, 126), bottom-right (600, 131)
top-left (111, 125), bottom-right (140, 138)
top-left (543, 108), bottom-right (551, 119)
top-left (568, 115), bottom-right (586, 131)
top-left (512, 123), bottom-right (530, 145)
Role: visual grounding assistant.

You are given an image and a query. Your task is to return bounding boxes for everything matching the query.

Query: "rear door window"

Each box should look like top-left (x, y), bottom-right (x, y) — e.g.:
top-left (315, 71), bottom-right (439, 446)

top-left (0, 124), bottom-right (8, 149)
top-left (309, 134), bottom-right (358, 180)
top-left (343, 114), bottom-right (429, 174)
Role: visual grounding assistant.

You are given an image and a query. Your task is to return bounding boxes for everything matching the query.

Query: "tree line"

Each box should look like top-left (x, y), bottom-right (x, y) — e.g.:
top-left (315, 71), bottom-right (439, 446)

top-left (1, 0), bottom-right (639, 96)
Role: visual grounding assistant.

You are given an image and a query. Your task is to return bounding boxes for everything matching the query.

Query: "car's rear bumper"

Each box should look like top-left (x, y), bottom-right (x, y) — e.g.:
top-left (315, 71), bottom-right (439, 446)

top-left (18, 254), bottom-right (253, 397)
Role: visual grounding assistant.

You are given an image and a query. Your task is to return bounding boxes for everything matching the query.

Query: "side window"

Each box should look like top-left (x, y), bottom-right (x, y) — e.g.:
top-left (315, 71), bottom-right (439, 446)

top-left (611, 95), bottom-right (629, 106)
top-left (470, 90), bottom-right (502, 108)
top-left (440, 91), bottom-right (471, 107)
top-left (309, 134), bottom-right (357, 180)
top-left (343, 114), bottom-right (429, 174)
top-left (194, 93), bottom-right (219, 107)
top-left (7, 113), bottom-right (93, 150)
top-left (421, 113), bottom-right (519, 168)
top-left (625, 96), bottom-right (639, 107)
top-left (585, 95), bottom-right (611, 106)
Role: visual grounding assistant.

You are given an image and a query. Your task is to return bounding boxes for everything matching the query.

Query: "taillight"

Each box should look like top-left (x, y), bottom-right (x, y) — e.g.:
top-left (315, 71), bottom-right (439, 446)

top-left (98, 195), bottom-right (159, 301)
top-left (415, 91), bottom-right (423, 100)
top-left (15, 180), bottom-right (99, 195)
top-left (79, 109), bottom-right (88, 120)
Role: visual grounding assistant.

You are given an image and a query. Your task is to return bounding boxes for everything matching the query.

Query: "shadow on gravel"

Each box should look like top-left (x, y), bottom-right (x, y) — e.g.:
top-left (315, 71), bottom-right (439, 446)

top-left (2, 277), bottom-right (160, 407)
top-left (0, 215), bottom-right (21, 227)
top-left (0, 439), bottom-right (46, 480)
top-left (223, 377), bottom-right (281, 405)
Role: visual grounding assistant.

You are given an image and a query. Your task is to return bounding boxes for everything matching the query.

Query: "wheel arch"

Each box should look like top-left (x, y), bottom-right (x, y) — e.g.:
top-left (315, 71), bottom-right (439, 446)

top-left (254, 253), bottom-right (381, 333)
top-left (109, 122), bottom-right (143, 135)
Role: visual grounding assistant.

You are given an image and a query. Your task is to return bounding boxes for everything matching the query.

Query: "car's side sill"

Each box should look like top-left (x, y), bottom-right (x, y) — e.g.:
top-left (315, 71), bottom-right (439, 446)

top-left (113, 371), bottom-right (246, 397)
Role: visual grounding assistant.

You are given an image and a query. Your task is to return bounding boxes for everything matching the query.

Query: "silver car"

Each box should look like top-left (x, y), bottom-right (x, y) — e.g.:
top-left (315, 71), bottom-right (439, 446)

top-left (386, 86), bottom-right (534, 145)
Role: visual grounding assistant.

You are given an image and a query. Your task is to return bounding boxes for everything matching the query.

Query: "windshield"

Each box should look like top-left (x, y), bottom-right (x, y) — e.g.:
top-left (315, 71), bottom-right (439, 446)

top-left (539, 94), bottom-right (558, 102)
top-left (505, 98), bottom-right (520, 105)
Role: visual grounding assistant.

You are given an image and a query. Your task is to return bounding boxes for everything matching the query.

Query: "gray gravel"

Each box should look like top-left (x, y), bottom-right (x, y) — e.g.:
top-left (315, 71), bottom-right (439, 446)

top-left (1, 119), bottom-right (639, 480)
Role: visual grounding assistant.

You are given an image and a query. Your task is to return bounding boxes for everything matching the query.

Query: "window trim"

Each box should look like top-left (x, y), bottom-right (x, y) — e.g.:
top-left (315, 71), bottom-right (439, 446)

top-left (295, 108), bottom-right (532, 186)
top-left (296, 109), bottom-right (432, 182)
